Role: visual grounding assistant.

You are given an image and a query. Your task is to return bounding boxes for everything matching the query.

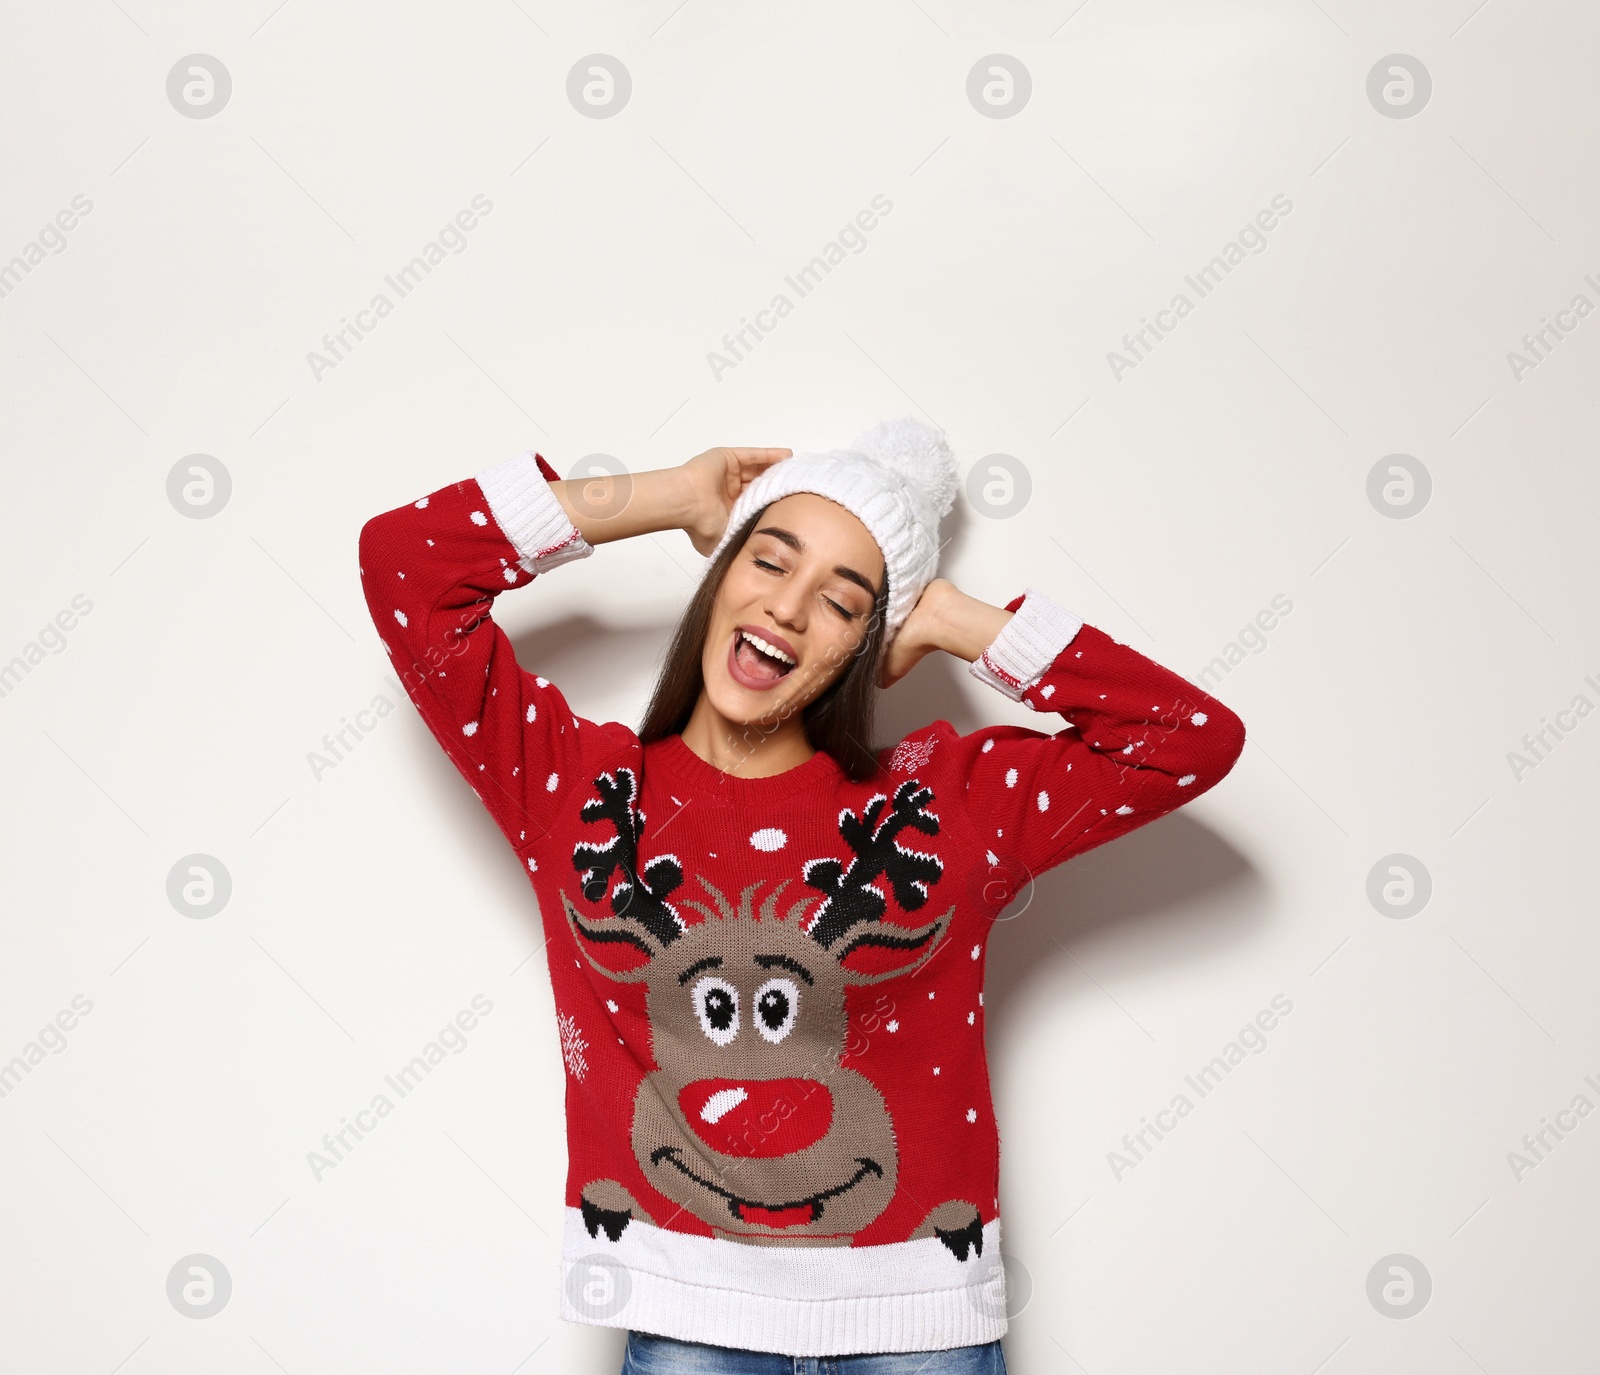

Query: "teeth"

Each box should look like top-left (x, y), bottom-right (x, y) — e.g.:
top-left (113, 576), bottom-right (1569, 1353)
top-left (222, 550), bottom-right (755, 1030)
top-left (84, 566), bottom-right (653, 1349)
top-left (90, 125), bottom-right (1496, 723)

top-left (740, 629), bottom-right (796, 666)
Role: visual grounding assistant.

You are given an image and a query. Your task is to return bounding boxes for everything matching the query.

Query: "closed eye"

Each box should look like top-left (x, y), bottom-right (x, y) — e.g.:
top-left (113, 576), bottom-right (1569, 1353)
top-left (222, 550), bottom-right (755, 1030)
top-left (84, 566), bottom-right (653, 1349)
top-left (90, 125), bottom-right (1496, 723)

top-left (754, 557), bottom-right (858, 621)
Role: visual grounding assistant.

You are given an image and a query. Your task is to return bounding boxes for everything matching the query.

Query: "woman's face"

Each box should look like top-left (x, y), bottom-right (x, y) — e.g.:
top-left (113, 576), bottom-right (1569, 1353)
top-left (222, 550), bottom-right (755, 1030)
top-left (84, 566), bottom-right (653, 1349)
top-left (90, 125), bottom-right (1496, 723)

top-left (700, 492), bottom-right (886, 730)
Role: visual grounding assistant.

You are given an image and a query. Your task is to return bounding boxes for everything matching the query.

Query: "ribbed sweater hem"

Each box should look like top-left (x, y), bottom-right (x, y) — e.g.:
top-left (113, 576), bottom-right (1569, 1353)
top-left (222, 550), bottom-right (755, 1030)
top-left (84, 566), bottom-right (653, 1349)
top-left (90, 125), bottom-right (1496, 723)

top-left (559, 1208), bottom-right (1008, 1356)
top-left (475, 449), bottom-right (592, 573)
top-left (970, 587), bottom-right (1083, 700)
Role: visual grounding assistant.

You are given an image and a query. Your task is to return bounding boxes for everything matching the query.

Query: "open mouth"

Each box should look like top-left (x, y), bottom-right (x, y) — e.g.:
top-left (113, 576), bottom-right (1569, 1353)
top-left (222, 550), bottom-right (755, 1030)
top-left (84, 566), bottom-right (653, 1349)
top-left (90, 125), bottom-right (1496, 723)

top-left (649, 1145), bottom-right (882, 1229)
top-left (727, 627), bottom-right (797, 690)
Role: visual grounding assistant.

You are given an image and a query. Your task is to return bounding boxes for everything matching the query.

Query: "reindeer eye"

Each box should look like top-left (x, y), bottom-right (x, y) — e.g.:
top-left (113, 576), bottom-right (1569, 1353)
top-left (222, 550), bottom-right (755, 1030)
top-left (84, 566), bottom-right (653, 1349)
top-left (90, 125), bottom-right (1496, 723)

top-left (754, 978), bottom-right (800, 1044)
top-left (691, 976), bottom-right (740, 1046)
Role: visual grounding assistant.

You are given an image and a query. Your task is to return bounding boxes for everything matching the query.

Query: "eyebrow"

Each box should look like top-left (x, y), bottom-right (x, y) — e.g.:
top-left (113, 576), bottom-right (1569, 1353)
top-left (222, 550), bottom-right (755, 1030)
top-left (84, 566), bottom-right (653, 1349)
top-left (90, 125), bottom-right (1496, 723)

top-left (678, 955), bottom-right (723, 985)
top-left (754, 952), bottom-right (815, 985)
top-left (753, 526), bottom-right (880, 601)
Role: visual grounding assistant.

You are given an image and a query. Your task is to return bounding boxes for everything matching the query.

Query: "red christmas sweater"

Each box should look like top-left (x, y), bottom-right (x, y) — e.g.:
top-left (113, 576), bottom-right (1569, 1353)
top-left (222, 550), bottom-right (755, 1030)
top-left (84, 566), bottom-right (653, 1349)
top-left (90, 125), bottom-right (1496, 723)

top-left (358, 450), bottom-right (1246, 1356)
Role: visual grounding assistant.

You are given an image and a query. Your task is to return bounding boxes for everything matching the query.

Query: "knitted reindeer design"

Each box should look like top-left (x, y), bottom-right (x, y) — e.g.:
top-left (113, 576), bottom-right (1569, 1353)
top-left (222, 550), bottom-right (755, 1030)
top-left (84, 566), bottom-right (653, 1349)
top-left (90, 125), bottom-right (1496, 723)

top-left (563, 766), bottom-right (985, 1260)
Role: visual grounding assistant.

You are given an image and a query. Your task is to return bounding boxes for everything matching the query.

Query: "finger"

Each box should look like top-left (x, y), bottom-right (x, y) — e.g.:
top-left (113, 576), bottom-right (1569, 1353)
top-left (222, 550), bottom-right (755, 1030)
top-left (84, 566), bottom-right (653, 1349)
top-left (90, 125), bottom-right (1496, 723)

top-left (728, 447), bottom-right (792, 473)
top-left (724, 448), bottom-right (791, 499)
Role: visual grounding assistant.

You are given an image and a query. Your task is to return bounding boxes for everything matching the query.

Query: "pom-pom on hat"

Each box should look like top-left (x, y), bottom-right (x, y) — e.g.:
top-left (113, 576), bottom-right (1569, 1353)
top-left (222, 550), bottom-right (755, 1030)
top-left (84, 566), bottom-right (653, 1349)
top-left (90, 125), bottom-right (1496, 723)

top-left (704, 417), bottom-right (959, 643)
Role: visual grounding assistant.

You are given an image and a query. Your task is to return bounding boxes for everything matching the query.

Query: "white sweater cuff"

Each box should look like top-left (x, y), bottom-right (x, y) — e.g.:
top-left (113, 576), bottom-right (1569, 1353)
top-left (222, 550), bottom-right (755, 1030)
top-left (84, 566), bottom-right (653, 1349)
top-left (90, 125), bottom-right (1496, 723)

top-left (969, 587), bottom-right (1083, 701)
top-left (475, 450), bottom-right (592, 574)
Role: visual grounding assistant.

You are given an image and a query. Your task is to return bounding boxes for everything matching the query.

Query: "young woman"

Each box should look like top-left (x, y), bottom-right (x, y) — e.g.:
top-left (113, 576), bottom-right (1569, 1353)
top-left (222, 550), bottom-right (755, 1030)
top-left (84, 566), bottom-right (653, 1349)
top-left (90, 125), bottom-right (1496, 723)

top-left (358, 419), bottom-right (1245, 1373)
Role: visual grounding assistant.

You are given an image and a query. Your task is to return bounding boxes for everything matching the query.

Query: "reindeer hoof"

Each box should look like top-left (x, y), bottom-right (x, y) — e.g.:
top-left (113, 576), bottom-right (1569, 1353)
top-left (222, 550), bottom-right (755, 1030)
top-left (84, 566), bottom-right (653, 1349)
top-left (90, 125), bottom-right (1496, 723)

top-left (579, 1179), bottom-right (653, 1242)
top-left (914, 1200), bottom-right (984, 1261)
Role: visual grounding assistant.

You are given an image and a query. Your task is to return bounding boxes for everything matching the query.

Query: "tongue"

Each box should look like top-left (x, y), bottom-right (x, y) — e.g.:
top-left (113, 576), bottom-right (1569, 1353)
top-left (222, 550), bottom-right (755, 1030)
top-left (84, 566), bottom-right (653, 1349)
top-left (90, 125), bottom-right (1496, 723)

top-left (737, 1201), bottom-right (816, 1228)
top-left (736, 635), bottom-right (786, 682)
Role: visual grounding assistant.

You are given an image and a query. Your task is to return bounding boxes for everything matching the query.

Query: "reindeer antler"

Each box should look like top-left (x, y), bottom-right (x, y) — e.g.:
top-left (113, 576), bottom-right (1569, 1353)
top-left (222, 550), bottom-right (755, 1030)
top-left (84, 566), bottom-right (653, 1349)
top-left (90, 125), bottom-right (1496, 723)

top-left (802, 779), bottom-right (945, 950)
top-left (570, 767), bottom-right (684, 950)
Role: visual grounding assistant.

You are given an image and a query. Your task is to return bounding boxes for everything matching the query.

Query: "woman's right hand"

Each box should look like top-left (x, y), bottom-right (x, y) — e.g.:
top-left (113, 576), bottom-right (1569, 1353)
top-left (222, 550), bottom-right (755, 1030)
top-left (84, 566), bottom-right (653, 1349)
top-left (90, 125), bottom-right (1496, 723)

top-left (678, 447), bottom-right (791, 556)
top-left (547, 447), bottom-right (789, 550)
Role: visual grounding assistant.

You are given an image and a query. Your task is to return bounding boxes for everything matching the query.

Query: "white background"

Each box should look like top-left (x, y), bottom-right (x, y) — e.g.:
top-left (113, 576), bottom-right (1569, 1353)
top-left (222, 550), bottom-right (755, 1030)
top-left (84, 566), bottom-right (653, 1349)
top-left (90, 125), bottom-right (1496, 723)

top-left (3, 2), bottom-right (1597, 1371)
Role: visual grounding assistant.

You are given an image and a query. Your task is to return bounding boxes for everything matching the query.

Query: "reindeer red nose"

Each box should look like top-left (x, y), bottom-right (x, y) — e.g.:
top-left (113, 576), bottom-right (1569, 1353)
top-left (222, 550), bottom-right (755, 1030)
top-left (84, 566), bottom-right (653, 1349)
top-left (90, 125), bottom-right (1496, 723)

top-left (679, 1077), bottom-right (834, 1158)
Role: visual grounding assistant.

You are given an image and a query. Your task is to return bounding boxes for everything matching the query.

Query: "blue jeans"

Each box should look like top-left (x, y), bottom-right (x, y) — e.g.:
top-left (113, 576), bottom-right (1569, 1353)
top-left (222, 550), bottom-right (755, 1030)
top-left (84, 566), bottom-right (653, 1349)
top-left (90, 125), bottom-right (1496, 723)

top-left (622, 1331), bottom-right (1008, 1374)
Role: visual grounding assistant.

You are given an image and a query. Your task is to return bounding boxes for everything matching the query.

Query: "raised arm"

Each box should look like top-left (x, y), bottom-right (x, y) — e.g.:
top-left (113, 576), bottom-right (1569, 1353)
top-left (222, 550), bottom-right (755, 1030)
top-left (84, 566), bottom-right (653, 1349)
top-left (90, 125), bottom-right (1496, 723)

top-left (892, 581), bottom-right (1246, 880)
top-left (359, 451), bottom-right (614, 852)
top-left (546, 447), bottom-right (795, 554)
top-left (357, 445), bottom-right (792, 850)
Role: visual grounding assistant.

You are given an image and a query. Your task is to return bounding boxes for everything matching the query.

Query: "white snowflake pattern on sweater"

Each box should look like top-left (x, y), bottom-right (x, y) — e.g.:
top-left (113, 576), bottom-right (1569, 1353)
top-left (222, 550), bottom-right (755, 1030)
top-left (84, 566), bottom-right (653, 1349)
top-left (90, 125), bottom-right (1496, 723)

top-left (557, 1011), bottom-right (589, 1081)
top-left (888, 735), bottom-right (937, 774)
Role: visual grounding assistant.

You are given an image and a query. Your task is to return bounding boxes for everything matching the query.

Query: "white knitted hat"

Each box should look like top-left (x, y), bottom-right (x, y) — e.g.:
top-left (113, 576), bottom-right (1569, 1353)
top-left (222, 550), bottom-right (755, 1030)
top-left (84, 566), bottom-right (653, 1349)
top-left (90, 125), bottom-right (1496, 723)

top-left (705, 417), bottom-right (959, 642)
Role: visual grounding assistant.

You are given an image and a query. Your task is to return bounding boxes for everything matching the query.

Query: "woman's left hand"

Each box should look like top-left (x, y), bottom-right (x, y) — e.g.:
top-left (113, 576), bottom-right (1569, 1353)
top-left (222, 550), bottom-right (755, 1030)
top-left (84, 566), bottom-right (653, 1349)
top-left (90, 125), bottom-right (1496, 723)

top-left (879, 578), bottom-right (952, 688)
top-left (879, 579), bottom-right (1015, 688)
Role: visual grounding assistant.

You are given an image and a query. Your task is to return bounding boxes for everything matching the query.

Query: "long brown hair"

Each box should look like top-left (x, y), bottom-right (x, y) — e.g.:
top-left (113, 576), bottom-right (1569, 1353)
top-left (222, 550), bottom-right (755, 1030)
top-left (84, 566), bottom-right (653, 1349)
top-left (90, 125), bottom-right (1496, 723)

top-left (637, 505), bottom-right (891, 781)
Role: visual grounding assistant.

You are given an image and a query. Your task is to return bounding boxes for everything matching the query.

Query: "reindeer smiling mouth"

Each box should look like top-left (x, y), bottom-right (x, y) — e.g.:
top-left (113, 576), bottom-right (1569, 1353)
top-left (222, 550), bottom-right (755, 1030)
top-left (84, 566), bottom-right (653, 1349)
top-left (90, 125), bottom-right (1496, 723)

top-left (649, 1145), bottom-right (884, 1229)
